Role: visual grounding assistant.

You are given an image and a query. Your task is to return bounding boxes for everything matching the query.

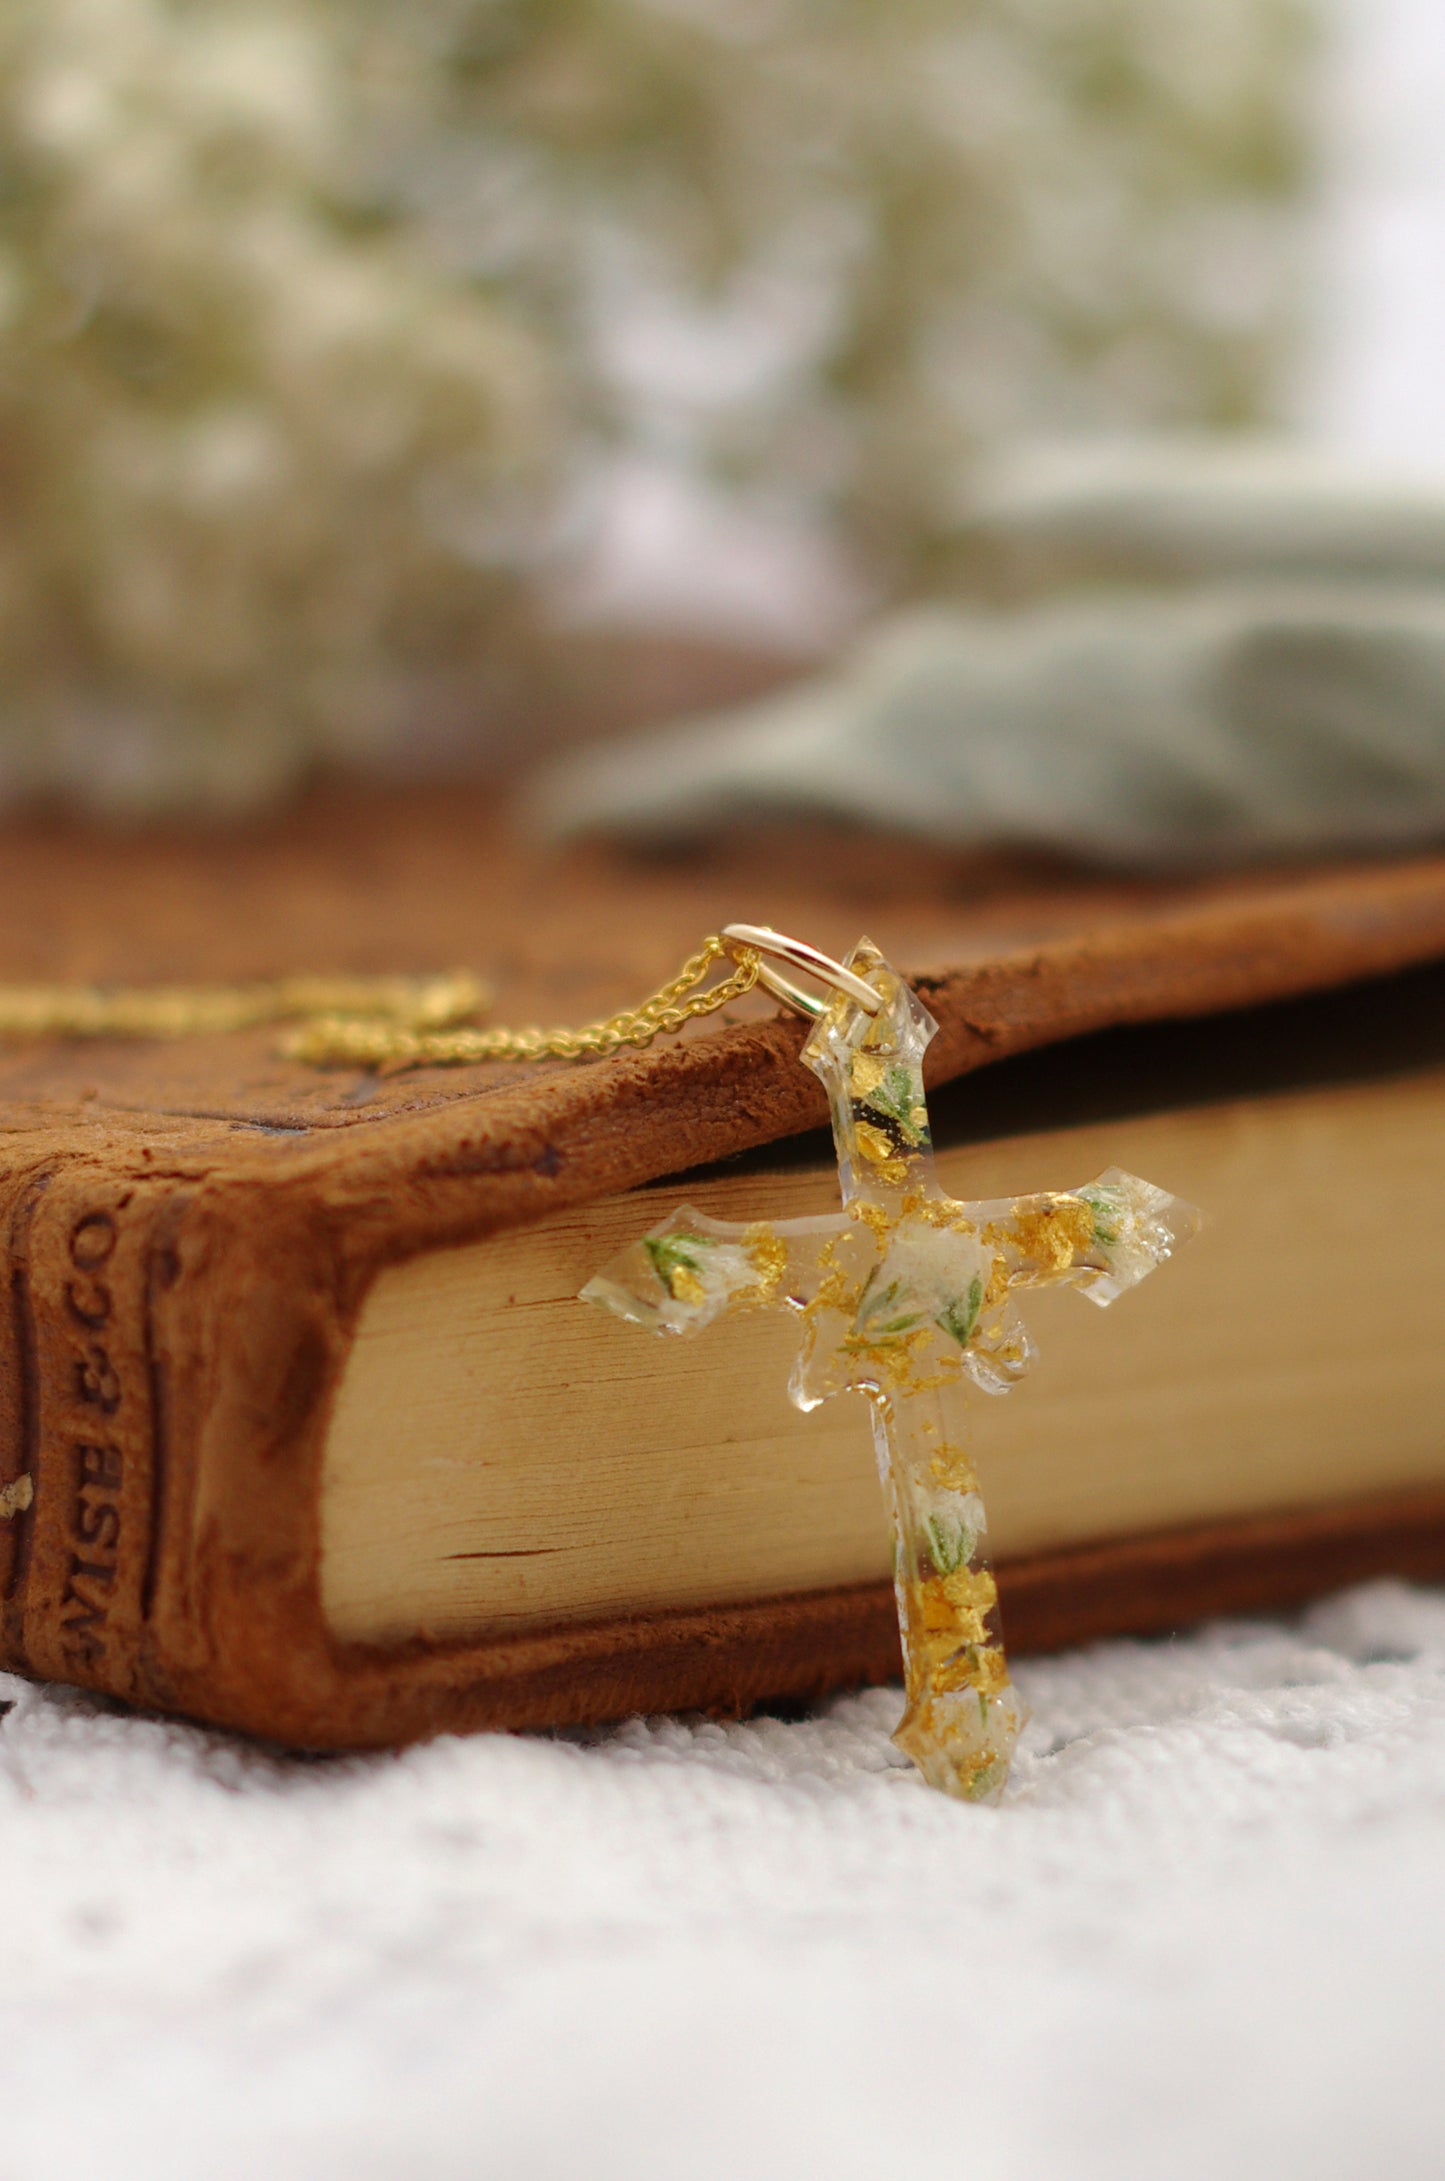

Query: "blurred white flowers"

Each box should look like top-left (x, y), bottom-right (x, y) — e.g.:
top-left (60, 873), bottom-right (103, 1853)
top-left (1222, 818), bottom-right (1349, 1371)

top-left (0, 0), bottom-right (1309, 811)
top-left (0, 0), bottom-right (548, 811)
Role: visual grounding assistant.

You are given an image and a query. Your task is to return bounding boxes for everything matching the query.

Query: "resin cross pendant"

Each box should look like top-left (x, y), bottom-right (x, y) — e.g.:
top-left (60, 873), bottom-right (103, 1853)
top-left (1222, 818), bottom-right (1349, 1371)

top-left (582, 940), bottom-right (1199, 1802)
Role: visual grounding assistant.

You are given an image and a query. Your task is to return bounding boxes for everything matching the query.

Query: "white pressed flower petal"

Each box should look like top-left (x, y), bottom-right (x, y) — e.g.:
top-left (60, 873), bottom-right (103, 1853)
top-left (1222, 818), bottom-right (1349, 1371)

top-left (692, 1242), bottom-right (763, 1300)
top-left (877, 1220), bottom-right (991, 1312)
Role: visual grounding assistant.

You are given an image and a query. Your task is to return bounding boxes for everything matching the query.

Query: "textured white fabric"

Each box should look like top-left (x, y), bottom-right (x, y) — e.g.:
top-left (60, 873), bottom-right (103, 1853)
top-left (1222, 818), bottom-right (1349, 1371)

top-left (0, 1580), bottom-right (1442, 2180)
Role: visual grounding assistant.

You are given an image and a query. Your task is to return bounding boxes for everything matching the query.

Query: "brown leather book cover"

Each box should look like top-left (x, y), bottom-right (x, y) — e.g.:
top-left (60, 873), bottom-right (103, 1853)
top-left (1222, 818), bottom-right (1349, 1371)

top-left (1, 785), bottom-right (1444, 1748)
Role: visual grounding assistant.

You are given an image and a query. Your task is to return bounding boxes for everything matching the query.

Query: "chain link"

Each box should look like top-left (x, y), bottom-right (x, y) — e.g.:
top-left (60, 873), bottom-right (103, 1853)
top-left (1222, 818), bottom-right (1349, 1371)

top-left (0, 941), bottom-right (763, 1071)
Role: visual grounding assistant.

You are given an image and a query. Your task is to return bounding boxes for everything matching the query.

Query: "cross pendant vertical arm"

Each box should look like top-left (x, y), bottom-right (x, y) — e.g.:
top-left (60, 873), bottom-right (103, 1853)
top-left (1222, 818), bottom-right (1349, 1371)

top-left (791, 944), bottom-right (1026, 1799)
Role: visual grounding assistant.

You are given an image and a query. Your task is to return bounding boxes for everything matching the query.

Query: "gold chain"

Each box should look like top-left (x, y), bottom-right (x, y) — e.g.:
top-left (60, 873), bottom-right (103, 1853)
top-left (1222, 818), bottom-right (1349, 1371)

top-left (0, 970), bottom-right (491, 1044)
top-left (284, 936), bottom-right (760, 1068)
top-left (0, 941), bottom-right (763, 1071)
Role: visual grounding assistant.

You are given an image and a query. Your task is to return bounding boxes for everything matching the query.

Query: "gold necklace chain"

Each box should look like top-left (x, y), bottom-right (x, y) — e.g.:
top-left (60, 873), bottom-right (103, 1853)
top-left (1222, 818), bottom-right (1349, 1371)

top-left (284, 936), bottom-right (762, 1068)
top-left (0, 939), bottom-right (763, 1071)
top-left (0, 970), bottom-right (490, 1045)
top-left (0, 928), bottom-right (881, 1071)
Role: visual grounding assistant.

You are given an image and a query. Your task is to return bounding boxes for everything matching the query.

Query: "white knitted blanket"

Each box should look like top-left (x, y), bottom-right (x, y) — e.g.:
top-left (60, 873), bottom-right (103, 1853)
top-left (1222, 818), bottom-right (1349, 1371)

top-left (0, 1579), bottom-right (1440, 2180)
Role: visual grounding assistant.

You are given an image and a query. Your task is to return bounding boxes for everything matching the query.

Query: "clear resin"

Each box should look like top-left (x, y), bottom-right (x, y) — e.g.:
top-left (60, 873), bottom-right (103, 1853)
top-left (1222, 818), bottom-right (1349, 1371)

top-left (582, 941), bottom-right (1199, 1802)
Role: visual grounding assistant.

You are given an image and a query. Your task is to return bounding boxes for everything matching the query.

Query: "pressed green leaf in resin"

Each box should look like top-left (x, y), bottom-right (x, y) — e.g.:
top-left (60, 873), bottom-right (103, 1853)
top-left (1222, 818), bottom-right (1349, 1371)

top-left (857, 1062), bottom-right (931, 1150)
top-left (582, 939), bottom-right (1200, 1804)
top-left (937, 1275), bottom-right (985, 1350)
top-left (1079, 1184), bottom-right (1123, 1248)
top-left (924, 1510), bottom-right (977, 1577)
top-left (642, 1231), bottom-right (714, 1294)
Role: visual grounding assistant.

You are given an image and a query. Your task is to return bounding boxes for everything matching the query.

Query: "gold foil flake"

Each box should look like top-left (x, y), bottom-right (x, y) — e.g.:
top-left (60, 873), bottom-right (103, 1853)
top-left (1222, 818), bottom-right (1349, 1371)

top-left (582, 938), bottom-right (1200, 1806)
top-left (907, 1572), bottom-right (993, 1650)
top-left (929, 1444), bottom-right (980, 1494)
top-left (849, 1052), bottom-right (887, 1100)
top-left (934, 1642), bottom-right (1011, 1698)
top-left (850, 1200), bottom-right (891, 1246)
top-left (987, 1197), bottom-right (1095, 1276)
top-left (735, 1223), bottom-right (788, 1307)
top-left (972, 1645), bottom-right (1012, 1698)
top-left (913, 1577), bottom-right (962, 1636)
top-left (954, 1750), bottom-right (1006, 1802)
top-left (846, 1334), bottom-right (963, 1404)
top-left (909, 1193), bottom-right (974, 1235)
top-left (942, 1564), bottom-right (999, 1623)
top-left (852, 1120), bottom-right (909, 1180)
top-left (803, 1235), bottom-right (860, 1321)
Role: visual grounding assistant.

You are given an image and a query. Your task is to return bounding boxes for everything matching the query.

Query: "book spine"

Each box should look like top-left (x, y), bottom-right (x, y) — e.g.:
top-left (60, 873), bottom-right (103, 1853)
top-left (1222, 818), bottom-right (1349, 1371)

top-left (0, 1160), bottom-right (175, 1705)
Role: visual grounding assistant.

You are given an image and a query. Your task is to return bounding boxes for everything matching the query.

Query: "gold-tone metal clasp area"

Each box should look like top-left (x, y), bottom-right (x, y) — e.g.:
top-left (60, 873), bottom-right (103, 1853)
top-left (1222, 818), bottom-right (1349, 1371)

top-left (721, 925), bottom-right (882, 1022)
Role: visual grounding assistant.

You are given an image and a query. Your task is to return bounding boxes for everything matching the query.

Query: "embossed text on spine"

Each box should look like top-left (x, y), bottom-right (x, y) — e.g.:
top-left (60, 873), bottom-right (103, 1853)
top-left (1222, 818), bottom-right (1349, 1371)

top-left (58, 1211), bottom-right (124, 1666)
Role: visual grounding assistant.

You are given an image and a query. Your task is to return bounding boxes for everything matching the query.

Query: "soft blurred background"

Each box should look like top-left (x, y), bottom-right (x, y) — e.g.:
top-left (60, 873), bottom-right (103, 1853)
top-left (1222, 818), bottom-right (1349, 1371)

top-left (2, 0), bottom-right (1438, 825)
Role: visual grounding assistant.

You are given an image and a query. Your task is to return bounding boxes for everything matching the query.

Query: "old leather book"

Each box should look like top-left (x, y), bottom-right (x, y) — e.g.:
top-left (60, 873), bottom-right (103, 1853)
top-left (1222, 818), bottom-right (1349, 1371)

top-left (1, 786), bottom-right (1444, 1749)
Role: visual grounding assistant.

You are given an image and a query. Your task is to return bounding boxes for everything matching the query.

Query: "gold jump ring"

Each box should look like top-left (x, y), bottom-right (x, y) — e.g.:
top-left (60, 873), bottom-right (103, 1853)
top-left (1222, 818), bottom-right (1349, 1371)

top-left (720, 924), bottom-right (881, 1021)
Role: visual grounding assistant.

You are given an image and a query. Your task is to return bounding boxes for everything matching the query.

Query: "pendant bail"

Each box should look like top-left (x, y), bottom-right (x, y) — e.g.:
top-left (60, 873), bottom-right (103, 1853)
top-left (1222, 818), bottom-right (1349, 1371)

top-left (720, 924), bottom-right (882, 1021)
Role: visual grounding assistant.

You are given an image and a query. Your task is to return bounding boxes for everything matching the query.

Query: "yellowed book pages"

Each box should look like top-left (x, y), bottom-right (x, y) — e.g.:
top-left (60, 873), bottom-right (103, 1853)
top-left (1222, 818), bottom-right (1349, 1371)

top-left (322, 1067), bottom-right (1445, 1646)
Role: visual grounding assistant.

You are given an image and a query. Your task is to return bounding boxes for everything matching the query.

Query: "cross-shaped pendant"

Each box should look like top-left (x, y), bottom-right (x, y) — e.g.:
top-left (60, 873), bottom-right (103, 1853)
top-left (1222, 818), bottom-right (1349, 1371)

top-left (583, 937), bottom-right (1199, 1801)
